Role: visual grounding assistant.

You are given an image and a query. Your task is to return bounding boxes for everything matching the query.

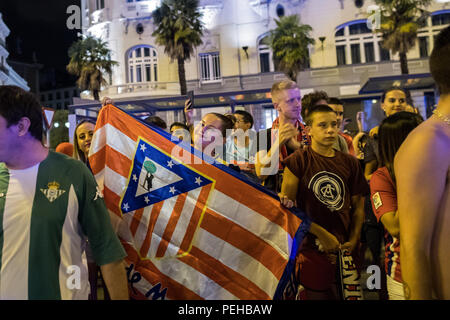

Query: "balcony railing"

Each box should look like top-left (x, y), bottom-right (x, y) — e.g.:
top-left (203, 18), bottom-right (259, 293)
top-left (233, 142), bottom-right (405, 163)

top-left (81, 81), bottom-right (181, 100)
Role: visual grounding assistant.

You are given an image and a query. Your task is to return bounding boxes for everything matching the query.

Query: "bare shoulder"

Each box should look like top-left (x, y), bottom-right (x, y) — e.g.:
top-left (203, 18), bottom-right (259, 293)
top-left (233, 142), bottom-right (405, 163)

top-left (396, 118), bottom-right (450, 164)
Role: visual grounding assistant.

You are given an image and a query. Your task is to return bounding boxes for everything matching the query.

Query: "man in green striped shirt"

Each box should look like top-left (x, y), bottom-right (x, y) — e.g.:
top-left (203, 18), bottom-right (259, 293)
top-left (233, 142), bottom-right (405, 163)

top-left (0, 85), bottom-right (128, 300)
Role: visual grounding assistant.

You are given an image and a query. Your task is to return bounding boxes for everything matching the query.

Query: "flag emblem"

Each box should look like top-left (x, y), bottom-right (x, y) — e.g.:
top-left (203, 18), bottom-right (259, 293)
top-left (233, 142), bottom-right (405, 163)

top-left (120, 137), bottom-right (214, 259)
top-left (41, 181), bottom-right (66, 203)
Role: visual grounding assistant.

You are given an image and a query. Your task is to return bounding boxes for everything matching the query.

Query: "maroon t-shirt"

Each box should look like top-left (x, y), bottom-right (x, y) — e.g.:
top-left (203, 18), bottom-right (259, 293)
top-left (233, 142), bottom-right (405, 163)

top-left (284, 146), bottom-right (369, 248)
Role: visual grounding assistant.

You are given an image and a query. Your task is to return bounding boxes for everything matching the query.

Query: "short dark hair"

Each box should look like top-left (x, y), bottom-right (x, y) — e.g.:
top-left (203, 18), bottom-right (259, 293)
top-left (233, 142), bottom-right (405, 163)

top-left (234, 110), bottom-right (254, 128)
top-left (430, 25), bottom-right (450, 95)
top-left (378, 111), bottom-right (423, 184)
top-left (301, 90), bottom-right (329, 119)
top-left (328, 97), bottom-right (343, 106)
top-left (304, 104), bottom-right (335, 126)
top-left (143, 116), bottom-right (167, 129)
top-left (169, 122), bottom-right (189, 132)
top-left (0, 85), bottom-right (44, 141)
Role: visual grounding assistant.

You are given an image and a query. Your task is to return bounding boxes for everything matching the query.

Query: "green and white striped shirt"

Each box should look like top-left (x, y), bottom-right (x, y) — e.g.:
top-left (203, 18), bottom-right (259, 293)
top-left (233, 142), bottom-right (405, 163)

top-left (0, 151), bottom-right (126, 300)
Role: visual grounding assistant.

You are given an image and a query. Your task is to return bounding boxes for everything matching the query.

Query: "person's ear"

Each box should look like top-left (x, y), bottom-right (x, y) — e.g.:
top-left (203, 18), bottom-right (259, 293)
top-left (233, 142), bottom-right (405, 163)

top-left (305, 125), bottom-right (312, 136)
top-left (16, 117), bottom-right (31, 137)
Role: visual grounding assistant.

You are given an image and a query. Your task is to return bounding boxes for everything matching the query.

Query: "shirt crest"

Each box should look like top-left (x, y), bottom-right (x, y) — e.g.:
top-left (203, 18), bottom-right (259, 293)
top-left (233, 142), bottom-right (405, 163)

top-left (41, 181), bottom-right (66, 203)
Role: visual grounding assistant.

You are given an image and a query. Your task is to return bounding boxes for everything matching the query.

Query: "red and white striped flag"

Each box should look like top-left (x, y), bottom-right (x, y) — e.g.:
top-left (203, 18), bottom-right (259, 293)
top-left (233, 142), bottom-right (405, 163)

top-left (89, 105), bottom-right (310, 300)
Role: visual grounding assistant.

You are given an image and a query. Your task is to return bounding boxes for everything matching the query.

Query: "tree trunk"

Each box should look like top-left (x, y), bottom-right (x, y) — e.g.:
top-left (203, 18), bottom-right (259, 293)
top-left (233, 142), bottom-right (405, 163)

top-left (93, 89), bottom-right (100, 101)
top-left (399, 52), bottom-right (409, 75)
top-left (177, 57), bottom-right (187, 96)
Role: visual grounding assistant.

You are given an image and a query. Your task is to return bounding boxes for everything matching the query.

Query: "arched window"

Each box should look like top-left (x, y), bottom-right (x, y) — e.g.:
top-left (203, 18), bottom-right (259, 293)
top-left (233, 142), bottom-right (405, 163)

top-left (257, 34), bottom-right (274, 73)
top-left (127, 45), bottom-right (158, 83)
top-left (334, 20), bottom-right (390, 66)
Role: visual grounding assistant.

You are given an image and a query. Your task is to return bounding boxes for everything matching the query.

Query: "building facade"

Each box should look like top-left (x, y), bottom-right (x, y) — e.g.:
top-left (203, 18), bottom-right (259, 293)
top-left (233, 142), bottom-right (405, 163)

top-left (41, 86), bottom-right (81, 110)
top-left (0, 12), bottom-right (29, 91)
top-left (79, 0), bottom-right (450, 130)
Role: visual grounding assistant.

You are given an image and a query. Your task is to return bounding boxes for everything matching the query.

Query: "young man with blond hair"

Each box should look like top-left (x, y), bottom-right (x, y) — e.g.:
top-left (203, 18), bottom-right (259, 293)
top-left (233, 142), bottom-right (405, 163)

top-left (255, 80), bottom-right (310, 193)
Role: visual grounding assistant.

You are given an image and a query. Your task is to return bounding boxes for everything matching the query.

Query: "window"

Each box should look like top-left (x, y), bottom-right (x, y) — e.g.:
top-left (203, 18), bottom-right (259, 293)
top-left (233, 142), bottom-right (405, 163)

top-left (199, 52), bottom-right (221, 82)
top-left (335, 20), bottom-right (391, 65)
top-left (354, 0), bottom-right (364, 8)
top-left (349, 23), bottom-right (371, 35)
top-left (364, 42), bottom-right (375, 63)
top-left (432, 13), bottom-right (450, 26)
top-left (48, 93), bottom-right (53, 101)
top-left (260, 53), bottom-right (270, 73)
top-left (336, 46), bottom-right (346, 65)
top-left (351, 44), bottom-right (361, 64)
top-left (335, 28), bottom-right (344, 37)
top-left (56, 92), bottom-right (61, 100)
top-left (127, 45), bottom-right (158, 83)
top-left (379, 42), bottom-right (390, 61)
top-left (64, 91), bottom-right (69, 99)
top-left (276, 4), bottom-right (285, 18)
top-left (258, 36), bottom-right (274, 73)
top-left (419, 37), bottom-right (429, 58)
top-left (96, 0), bottom-right (105, 10)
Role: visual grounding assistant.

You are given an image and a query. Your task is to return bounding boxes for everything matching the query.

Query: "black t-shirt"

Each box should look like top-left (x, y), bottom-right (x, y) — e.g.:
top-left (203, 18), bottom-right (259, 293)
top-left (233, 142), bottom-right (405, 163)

top-left (284, 147), bottom-right (370, 248)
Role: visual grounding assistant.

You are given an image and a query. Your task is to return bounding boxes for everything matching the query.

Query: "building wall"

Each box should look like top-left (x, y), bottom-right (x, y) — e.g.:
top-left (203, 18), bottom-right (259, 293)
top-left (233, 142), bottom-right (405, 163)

top-left (0, 12), bottom-right (29, 91)
top-left (78, 0), bottom-right (449, 128)
top-left (41, 87), bottom-right (81, 110)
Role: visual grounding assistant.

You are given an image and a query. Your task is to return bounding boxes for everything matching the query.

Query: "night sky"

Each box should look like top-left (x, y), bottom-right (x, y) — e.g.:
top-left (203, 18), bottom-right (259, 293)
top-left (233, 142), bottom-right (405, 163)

top-left (0, 0), bottom-right (81, 89)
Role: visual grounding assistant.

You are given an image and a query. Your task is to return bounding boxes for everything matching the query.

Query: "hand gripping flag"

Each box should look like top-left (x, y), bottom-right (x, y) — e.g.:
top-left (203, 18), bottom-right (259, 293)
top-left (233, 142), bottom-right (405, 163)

top-left (89, 105), bottom-right (310, 300)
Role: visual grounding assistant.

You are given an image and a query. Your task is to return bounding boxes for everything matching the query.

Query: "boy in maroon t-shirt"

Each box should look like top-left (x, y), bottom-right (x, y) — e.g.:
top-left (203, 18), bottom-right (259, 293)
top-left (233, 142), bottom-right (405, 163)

top-left (280, 105), bottom-right (369, 300)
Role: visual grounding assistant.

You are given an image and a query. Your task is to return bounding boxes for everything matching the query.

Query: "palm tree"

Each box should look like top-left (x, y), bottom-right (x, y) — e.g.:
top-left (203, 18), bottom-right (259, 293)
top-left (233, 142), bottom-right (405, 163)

top-left (67, 35), bottom-right (117, 101)
top-left (152, 0), bottom-right (204, 95)
top-left (268, 15), bottom-right (315, 82)
top-left (374, 0), bottom-right (432, 74)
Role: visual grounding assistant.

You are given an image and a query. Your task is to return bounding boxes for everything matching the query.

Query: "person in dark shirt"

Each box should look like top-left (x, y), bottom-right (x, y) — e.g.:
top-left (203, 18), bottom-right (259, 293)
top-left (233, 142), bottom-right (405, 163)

top-left (280, 105), bottom-right (369, 300)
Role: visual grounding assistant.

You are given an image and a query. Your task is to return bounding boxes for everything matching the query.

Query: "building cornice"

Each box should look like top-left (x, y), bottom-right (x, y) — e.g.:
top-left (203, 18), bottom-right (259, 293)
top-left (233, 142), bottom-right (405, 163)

top-left (0, 13), bottom-right (11, 40)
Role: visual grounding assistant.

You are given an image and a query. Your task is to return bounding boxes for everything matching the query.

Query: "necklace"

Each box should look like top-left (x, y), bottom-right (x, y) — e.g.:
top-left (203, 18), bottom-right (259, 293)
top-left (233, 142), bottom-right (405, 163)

top-left (433, 109), bottom-right (450, 126)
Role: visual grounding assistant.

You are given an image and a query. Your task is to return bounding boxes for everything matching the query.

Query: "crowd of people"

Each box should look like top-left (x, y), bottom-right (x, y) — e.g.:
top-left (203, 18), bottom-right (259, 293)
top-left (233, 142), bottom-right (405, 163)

top-left (0, 26), bottom-right (448, 300)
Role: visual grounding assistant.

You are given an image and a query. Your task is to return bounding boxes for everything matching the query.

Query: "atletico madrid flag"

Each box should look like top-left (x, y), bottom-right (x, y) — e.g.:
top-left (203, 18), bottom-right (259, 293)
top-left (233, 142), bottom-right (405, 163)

top-left (89, 104), bottom-right (310, 300)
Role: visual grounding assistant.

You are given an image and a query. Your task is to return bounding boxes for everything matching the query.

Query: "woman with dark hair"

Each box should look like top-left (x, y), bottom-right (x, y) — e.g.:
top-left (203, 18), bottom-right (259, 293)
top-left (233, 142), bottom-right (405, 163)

top-left (369, 111), bottom-right (423, 300)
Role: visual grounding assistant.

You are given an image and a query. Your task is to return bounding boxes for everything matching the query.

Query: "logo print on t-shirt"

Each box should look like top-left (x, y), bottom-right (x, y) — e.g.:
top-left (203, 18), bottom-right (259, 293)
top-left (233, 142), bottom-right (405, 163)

top-left (308, 171), bottom-right (345, 211)
top-left (41, 181), bottom-right (66, 203)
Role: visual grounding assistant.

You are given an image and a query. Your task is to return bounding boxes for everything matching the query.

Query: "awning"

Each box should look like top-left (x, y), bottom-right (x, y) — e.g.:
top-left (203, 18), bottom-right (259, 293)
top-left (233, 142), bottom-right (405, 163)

top-left (359, 73), bottom-right (436, 95)
top-left (69, 88), bottom-right (273, 118)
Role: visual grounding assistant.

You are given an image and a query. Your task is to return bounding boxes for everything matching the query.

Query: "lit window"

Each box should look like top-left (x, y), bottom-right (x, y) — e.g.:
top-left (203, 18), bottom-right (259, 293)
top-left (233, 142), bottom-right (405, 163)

top-left (127, 45), bottom-right (158, 83)
top-left (199, 52), bottom-right (221, 82)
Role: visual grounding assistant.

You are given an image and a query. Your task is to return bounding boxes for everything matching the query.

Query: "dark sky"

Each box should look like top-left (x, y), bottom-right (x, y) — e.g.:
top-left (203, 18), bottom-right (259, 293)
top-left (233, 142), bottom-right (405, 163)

top-left (0, 0), bottom-right (81, 89)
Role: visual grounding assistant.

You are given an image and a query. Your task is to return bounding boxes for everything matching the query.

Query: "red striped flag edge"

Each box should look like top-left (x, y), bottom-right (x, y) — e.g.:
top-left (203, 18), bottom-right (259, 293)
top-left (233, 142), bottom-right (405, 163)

top-left (93, 104), bottom-right (312, 299)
